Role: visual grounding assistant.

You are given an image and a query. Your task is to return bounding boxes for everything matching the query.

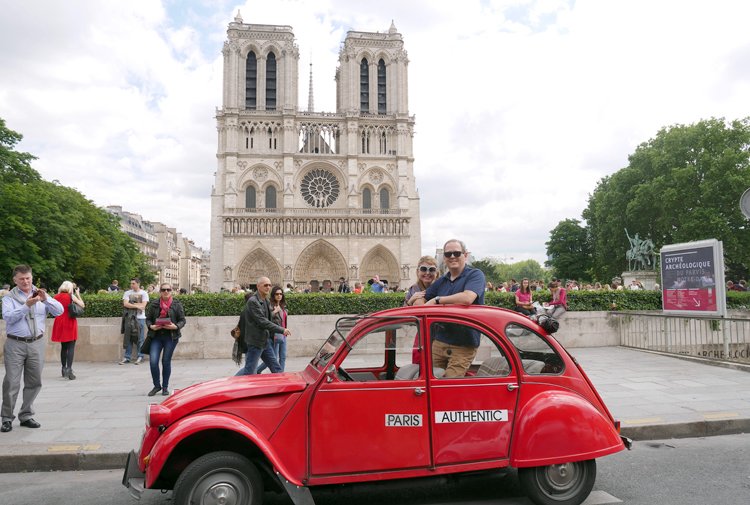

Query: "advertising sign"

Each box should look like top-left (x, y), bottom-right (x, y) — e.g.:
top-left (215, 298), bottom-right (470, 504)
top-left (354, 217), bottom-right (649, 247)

top-left (660, 239), bottom-right (726, 317)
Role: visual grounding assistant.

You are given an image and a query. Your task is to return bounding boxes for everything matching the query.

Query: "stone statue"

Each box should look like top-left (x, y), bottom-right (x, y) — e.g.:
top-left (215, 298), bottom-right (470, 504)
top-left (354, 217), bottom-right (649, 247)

top-left (625, 229), bottom-right (656, 271)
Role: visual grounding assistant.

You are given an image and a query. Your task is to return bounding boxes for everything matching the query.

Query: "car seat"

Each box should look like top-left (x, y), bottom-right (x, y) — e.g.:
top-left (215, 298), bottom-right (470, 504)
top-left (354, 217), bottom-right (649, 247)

top-left (477, 357), bottom-right (510, 377)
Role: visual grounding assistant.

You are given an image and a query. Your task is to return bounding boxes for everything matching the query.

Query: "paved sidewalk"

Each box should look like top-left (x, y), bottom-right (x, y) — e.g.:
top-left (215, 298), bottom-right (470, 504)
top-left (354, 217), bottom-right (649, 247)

top-left (1, 347), bottom-right (749, 473)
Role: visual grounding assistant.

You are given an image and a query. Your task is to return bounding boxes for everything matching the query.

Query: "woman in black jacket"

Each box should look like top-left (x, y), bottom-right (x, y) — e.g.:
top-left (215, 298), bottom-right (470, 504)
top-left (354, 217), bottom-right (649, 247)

top-left (145, 283), bottom-right (186, 396)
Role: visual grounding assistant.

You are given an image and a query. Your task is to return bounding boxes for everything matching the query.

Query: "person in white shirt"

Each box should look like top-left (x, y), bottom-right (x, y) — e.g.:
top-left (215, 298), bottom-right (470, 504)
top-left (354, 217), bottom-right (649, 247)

top-left (120, 278), bottom-right (149, 365)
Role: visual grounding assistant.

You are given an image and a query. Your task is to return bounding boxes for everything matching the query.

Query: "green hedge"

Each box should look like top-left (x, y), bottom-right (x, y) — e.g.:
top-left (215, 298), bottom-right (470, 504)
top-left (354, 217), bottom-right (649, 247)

top-left (4, 290), bottom-right (749, 318)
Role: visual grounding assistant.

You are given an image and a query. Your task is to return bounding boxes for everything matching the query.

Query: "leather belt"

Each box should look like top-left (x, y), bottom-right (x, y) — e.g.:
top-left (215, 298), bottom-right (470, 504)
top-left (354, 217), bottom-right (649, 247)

top-left (6, 334), bottom-right (43, 343)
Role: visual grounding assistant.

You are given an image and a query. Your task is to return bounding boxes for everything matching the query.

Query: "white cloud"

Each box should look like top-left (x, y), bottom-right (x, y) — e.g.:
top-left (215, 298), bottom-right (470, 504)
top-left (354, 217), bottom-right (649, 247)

top-left (1, 0), bottom-right (748, 265)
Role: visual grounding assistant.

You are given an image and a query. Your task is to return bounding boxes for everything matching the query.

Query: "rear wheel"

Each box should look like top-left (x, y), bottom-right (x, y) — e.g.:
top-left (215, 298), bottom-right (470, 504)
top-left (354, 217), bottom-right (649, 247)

top-left (518, 459), bottom-right (596, 505)
top-left (173, 451), bottom-right (263, 505)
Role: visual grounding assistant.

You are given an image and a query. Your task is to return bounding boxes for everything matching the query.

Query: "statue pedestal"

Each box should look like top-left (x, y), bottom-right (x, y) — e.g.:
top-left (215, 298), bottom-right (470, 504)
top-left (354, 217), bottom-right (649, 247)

top-left (621, 271), bottom-right (659, 290)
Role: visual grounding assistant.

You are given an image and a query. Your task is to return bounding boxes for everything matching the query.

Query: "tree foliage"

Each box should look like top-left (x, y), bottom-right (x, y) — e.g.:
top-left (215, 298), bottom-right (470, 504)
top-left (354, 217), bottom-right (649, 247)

top-left (0, 117), bottom-right (154, 290)
top-left (582, 117), bottom-right (750, 282)
top-left (545, 218), bottom-right (592, 281)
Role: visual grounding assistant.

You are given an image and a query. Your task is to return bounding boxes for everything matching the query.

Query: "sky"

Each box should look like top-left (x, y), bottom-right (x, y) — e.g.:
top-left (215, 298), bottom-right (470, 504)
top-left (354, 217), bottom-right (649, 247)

top-left (1, 0), bottom-right (748, 265)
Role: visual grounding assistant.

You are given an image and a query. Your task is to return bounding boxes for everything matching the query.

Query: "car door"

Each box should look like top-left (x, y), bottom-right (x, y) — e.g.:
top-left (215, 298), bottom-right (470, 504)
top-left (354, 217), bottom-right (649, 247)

top-left (309, 318), bottom-right (431, 476)
top-left (426, 317), bottom-right (519, 466)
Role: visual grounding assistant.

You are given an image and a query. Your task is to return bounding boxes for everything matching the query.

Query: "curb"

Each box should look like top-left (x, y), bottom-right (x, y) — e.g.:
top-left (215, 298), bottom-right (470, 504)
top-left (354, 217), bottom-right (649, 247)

top-left (2, 418), bottom-right (748, 474)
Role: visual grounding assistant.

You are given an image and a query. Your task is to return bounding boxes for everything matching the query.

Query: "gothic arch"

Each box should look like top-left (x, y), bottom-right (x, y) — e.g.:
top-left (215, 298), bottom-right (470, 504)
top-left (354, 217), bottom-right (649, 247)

top-left (237, 248), bottom-right (283, 287)
top-left (294, 240), bottom-right (348, 285)
top-left (360, 245), bottom-right (400, 287)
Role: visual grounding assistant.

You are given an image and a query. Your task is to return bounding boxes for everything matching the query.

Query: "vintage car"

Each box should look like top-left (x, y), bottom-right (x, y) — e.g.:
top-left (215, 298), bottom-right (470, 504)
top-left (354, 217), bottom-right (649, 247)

top-left (123, 305), bottom-right (630, 505)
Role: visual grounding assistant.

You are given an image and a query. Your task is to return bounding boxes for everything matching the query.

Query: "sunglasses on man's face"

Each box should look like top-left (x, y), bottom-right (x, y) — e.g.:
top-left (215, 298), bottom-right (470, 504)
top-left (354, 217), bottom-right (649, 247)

top-left (444, 251), bottom-right (464, 258)
top-left (160, 288), bottom-right (172, 292)
top-left (419, 266), bottom-right (437, 273)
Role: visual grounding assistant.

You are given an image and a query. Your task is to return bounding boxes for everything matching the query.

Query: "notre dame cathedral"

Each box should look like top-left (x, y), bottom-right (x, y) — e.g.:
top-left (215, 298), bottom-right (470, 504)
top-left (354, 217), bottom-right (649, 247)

top-left (209, 13), bottom-right (421, 292)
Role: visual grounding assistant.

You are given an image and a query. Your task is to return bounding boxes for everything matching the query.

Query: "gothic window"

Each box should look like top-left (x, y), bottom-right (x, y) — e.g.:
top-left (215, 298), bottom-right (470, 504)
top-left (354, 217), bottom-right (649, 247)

top-left (363, 187), bottom-right (372, 210)
top-left (380, 188), bottom-right (390, 210)
top-left (300, 169), bottom-right (340, 208)
top-left (266, 52), bottom-right (277, 110)
top-left (377, 59), bottom-right (386, 114)
top-left (266, 186), bottom-right (277, 209)
top-left (245, 51), bottom-right (257, 110)
top-left (245, 186), bottom-right (256, 209)
top-left (360, 58), bottom-right (369, 112)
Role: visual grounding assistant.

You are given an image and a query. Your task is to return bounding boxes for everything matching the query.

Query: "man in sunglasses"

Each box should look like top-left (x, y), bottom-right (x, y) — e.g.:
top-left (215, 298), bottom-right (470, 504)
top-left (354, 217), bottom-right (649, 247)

top-left (418, 239), bottom-right (486, 377)
top-left (235, 276), bottom-right (291, 376)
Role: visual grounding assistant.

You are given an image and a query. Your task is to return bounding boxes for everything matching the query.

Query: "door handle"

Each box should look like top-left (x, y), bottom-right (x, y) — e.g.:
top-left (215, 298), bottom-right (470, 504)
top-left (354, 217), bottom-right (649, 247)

top-left (414, 387), bottom-right (424, 396)
top-left (507, 383), bottom-right (519, 391)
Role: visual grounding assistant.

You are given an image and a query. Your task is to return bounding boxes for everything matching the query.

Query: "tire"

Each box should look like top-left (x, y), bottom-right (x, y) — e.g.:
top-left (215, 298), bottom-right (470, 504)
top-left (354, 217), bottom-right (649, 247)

top-left (518, 459), bottom-right (596, 505)
top-left (173, 451), bottom-right (263, 505)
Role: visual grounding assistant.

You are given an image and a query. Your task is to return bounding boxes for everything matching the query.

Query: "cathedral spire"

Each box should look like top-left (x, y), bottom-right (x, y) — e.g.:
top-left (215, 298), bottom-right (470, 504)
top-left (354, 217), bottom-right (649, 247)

top-left (307, 61), bottom-right (315, 112)
top-left (234, 10), bottom-right (243, 23)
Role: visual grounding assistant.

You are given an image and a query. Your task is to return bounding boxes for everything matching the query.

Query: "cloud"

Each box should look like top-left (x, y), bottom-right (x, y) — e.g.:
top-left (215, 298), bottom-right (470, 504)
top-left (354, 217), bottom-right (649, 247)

top-left (1, 0), bottom-right (748, 265)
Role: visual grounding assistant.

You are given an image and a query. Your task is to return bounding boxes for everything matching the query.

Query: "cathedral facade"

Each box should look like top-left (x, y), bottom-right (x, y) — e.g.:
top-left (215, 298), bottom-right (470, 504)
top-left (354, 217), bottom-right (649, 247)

top-left (209, 14), bottom-right (421, 292)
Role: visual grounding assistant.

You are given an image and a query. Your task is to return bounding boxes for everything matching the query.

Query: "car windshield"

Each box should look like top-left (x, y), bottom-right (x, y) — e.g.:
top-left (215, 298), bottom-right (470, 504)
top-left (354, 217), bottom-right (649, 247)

top-left (311, 316), bottom-right (359, 370)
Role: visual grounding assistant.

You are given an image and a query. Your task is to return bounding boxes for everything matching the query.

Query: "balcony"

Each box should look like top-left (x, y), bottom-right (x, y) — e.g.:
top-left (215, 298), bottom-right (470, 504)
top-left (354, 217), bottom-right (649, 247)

top-left (224, 207), bottom-right (405, 216)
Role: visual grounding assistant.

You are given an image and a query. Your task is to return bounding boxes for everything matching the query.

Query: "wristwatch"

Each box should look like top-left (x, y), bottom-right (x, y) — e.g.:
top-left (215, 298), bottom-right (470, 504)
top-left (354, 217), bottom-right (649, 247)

top-left (435, 296), bottom-right (441, 305)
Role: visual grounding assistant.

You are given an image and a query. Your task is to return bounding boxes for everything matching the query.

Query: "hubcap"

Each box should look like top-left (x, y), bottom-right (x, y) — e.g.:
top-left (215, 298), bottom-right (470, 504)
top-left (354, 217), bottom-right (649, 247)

top-left (545, 463), bottom-right (578, 491)
top-left (191, 470), bottom-right (250, 505)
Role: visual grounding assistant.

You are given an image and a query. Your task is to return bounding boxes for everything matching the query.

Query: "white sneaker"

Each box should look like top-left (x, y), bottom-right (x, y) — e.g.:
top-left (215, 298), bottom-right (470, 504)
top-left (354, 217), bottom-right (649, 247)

top-left (135, 357), bottom-right (143, 365)
top-left (118, 358), bottom-right (129, 365)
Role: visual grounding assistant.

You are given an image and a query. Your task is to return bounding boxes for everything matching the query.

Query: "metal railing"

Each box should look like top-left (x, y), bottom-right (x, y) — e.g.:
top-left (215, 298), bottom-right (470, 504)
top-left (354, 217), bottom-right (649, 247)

top-left (612, 311), bottom-right (750, 363)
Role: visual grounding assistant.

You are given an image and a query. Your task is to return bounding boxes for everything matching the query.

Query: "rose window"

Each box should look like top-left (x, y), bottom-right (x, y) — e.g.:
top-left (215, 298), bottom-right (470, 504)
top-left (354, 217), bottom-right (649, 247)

top-left (301, 169), bottom-right (340, 208)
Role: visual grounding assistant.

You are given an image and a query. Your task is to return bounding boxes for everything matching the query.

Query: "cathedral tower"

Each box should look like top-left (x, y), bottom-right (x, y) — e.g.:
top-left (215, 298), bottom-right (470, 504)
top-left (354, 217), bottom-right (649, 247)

top-left (210, 14), bottom-right (421, 292)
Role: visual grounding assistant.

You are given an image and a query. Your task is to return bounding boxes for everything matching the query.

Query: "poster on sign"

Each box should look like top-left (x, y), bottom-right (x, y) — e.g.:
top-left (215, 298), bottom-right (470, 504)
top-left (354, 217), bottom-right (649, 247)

top-left (660, 239), bottom-right (726, 317)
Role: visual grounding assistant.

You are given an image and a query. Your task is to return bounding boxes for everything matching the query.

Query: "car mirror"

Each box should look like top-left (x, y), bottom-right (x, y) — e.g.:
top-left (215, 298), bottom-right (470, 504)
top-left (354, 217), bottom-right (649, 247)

top-left (325, 364), bottom-right (336, 383)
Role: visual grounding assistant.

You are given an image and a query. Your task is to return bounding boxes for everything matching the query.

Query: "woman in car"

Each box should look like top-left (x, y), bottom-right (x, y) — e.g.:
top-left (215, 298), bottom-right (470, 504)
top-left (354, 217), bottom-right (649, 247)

top-left (404, 256), bottom-right (439, 364)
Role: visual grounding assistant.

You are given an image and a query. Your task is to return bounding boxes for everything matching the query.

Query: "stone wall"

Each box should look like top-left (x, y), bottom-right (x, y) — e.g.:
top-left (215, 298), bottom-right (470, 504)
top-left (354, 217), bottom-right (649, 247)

top-left (0, 311), bottom-right (619, 363)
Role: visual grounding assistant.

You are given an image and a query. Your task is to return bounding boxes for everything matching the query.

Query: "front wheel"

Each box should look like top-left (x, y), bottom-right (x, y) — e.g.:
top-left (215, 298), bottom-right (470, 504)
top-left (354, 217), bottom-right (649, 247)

top-left (518, 459), bottom-right (596, 505)
top-left (173, 451), bottom-right (263, 505)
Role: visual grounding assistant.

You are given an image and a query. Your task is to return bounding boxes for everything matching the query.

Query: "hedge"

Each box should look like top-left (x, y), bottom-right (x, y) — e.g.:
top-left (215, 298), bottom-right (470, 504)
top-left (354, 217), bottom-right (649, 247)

top-left (4, 290), bottom-right (747, 319)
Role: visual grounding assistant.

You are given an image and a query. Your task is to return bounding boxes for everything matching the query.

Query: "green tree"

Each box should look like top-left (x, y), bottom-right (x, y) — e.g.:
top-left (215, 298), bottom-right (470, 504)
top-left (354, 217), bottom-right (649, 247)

top-left (583, 117), bottom-right (750, 282)
top-left (0, 117), bottom-right (154, 290)
top-left (470, 258), bottom-right (500, 286)
top-left (545, 219), bottom-right (592, 281)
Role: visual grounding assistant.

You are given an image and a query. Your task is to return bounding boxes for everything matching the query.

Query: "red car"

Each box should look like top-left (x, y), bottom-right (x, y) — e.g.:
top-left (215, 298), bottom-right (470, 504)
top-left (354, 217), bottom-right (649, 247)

top-left (123, 305), bottom-right (630, 505)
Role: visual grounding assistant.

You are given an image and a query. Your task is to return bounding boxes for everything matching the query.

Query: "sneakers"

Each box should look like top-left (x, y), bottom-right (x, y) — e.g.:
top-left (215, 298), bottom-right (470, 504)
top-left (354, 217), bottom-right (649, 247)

top-left (118, 358), bottom-right (130, 365)
top-left (134, 356), bottom-right (143, 365)
top-left (147, 387), bottom-right (161, 397)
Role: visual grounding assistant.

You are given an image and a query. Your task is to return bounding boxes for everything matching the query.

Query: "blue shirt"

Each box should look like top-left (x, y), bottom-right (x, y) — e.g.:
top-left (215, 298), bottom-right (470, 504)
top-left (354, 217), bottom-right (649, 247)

top-left (371, 282), bottom-right (384, 293)
top-left (2, 289), bottom-right (64, 338)
top-left (425, 266), bottom-right (486, 347)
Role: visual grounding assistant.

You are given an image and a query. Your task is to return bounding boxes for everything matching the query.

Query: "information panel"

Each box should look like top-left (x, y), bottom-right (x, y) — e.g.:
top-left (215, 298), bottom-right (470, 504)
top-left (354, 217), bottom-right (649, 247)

top-left (660, 239), bottom-right (726, 317)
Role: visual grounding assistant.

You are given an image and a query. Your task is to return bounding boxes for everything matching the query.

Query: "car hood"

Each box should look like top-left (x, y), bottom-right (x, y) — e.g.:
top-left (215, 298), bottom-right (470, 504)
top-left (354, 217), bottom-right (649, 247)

top-left (159, 372), bottom-right (309, 422)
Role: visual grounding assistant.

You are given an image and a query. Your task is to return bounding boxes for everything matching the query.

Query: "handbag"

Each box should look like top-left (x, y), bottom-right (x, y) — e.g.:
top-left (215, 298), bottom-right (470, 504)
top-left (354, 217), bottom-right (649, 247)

top-left (68, 297), bottom-right (84, 319)
top-left (140, 335), bottom-right (152, 354)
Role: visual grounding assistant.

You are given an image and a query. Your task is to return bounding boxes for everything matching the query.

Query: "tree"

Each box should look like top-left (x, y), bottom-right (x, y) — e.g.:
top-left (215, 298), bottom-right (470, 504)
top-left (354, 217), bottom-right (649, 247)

top-left (545, 219), bottom-right (592, 281)
top-left (0, 117), bottom-right (153, 290)
top-left (470, 258), bottom-right (500, 286)
top-left (582, 117), bottom-right (750, 282)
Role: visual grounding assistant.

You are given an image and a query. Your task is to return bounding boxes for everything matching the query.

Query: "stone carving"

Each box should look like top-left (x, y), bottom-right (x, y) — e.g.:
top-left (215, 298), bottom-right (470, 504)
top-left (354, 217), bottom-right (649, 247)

top-left (401, 264), bottom-right (410, 279)
top-left (369, 169), bottom-right (384, 184)
top-left (253, 167), bottom-right (268, 181)
top-left (223, 266), bottom-right (232, 281)
top-left (284, 264), bottom-right (293, 279)
top-left (300, 168), bottom-right (340, 208)
top-left (237, 160), bottom-right (247, 170)
top-left (350, 265), bottom-right (359, 278)
top-left (625, 229), bottom-right (656, 271)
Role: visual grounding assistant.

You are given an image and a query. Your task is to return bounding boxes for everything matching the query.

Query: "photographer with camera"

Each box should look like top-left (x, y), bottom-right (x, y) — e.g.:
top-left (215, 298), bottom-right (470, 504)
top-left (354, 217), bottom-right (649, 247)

top-left (2, 265), bottom-right (64, 433)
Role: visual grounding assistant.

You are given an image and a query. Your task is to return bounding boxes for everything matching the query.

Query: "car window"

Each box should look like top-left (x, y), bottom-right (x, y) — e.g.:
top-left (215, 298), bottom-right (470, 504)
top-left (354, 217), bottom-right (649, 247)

top-left (339, 320), bottom-right (420, 381)
top-left (429, 322), bottom-right (511, 379)
top-left (504, 323), bottom-right (564, 374)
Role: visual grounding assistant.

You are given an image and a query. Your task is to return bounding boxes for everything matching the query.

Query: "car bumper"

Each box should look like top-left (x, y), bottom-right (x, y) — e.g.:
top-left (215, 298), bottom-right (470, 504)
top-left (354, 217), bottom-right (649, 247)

top-left (122, 450), bottom-right (145, 500)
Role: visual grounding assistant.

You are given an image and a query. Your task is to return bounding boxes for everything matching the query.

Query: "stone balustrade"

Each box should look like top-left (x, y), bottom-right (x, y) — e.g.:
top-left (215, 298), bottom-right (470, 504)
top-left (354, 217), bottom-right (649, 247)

top-left (0, 312), bottom-right (620, 363)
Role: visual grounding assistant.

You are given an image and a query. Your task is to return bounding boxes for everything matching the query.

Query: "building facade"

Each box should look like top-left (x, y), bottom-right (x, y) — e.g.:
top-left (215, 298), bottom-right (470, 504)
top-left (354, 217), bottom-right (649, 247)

top-left (209, 14), bottom-right (421, 292)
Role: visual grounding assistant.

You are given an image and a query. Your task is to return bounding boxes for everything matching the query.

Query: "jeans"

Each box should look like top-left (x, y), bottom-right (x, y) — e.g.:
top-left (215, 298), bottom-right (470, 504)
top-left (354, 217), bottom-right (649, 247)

top-left (124, 319), bottom-right (146, 360)
top-left (257, 335), bottom-right (286, 373)
top-left (149, 335), bottom-right (177, 389)
top-left (236, 339), bottom-right (281, 376)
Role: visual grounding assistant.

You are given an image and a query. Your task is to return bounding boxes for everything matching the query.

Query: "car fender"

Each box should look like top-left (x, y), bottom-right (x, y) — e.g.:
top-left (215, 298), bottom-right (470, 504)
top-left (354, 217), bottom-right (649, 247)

top-left (145, 411), bottom-right (303, 488)
top-left (510, 389), bottom-right (625, 468)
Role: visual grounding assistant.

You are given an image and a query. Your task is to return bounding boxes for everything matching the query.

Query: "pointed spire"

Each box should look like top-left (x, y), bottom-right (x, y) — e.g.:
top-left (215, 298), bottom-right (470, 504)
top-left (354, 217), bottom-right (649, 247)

top-left (389, 20), bottom-right (397, 34)
top-left (234, 10), bottom-right (243, 23)
top-left (307, 60), bottom-right (315, 112)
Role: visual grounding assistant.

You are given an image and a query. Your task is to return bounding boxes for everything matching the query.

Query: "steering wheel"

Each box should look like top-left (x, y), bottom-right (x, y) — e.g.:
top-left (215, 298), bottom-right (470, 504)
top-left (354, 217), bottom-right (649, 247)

top-left (337, 367), bottom-right (354, 381)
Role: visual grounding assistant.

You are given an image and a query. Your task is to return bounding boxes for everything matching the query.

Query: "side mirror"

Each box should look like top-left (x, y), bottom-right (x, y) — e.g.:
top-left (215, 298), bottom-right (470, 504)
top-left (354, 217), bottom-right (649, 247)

top-left (325, 364), bottom-right (337, 383)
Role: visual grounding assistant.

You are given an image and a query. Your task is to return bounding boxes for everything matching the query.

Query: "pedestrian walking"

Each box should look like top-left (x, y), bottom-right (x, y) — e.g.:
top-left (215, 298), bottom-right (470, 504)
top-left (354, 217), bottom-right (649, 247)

top-left (145, 283), bottom-right (186, 396)
top-left (257, 285), bottom-right (288, 373)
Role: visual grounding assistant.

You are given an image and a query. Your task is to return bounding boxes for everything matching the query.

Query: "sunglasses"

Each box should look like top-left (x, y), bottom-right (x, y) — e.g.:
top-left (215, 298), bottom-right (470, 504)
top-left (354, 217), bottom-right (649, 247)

top-left (274, 292), bottom-right (283, 296)
top-left (419, 266), bottom-right (437, 273)
top-left (160, 288), bottom-right (172, 292)
top-left (443, 251), bottom-right (464, 258)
